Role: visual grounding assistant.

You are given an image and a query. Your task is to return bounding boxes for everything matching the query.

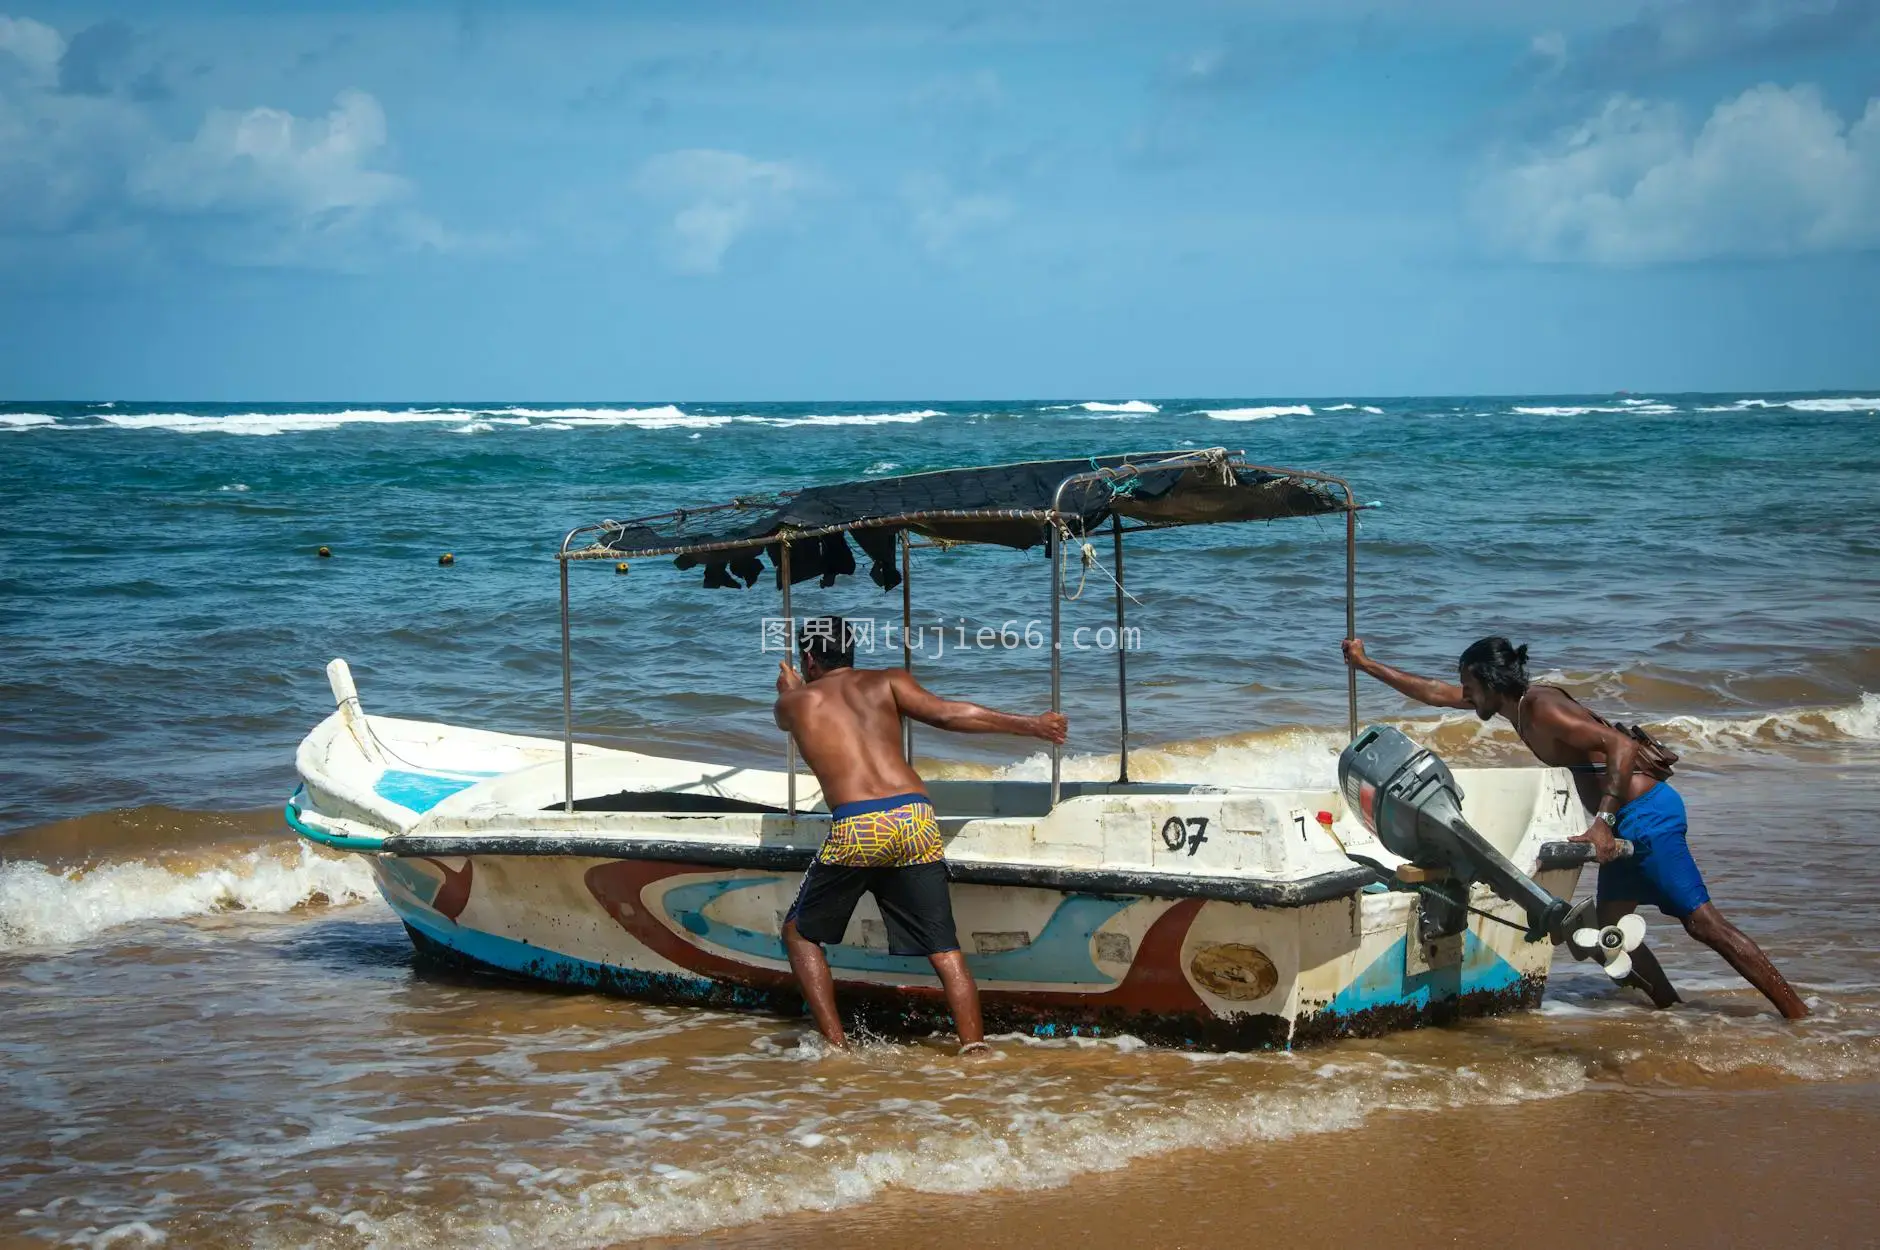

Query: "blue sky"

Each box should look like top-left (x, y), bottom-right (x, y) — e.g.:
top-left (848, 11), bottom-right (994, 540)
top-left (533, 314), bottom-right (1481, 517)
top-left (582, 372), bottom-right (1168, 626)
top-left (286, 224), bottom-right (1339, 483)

top-left (1, 0), bottom-right (1876, 400)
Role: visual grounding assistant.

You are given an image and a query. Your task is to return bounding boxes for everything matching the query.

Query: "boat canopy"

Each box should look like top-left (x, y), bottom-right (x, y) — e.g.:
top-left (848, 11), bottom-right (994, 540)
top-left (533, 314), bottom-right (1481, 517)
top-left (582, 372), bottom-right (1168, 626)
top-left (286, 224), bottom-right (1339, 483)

top-left (568, 448), bottom-right (1353, 591)
top-left (553, 446), bottom-right (1363, 810)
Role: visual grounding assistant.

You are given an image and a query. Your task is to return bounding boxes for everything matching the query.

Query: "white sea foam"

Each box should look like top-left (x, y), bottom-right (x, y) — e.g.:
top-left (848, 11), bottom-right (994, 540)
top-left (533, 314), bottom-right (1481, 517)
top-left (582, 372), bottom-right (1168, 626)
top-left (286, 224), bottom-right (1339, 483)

top-left (0, 844), bottom-right (375, 953)
top-left (288, 1052), bottom-right (1587, 1248)
top-left (1697, 396), bottom-right (1880, 414)
top-left (1657, 692), bottom-right (1880, 752)
top-left (864, 461), bottom-right (901, 475)
top-left (98, 410), bottom-right (474, 436)
top-left (744, 410), bottom-right (940, 428)
top-left (89, 406), bottom-right (737, 435)
top-left (1323, 404), bottom-right (1385, 414)
top-left (940, 692), bottom-right (1880, 790)
top-left (1828, 693), bottom-right (1880, 739)
top-left (0, 412), bottom-right (57, 428)
top-left (489, 405), bottom-right (727, 430)
top-left (975, 726), bottom-right (1346, 790)
top-left (1512, 404), bottom-right (1678, 417)
top-left (1074, 400), bottom-right (1159, 413)
top-left (1202, 405), bottom-right (1313, 421)
top-left (218, 483), bottom-right (251, 493)
top-left (1785, 397), bottom-right (1880, 412)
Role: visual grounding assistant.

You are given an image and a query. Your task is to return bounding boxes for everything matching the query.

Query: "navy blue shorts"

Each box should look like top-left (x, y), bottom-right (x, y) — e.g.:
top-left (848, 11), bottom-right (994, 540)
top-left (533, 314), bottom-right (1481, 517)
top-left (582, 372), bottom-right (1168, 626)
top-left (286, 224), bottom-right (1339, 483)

top-left (1596, 782), bottom-right (1712, 920)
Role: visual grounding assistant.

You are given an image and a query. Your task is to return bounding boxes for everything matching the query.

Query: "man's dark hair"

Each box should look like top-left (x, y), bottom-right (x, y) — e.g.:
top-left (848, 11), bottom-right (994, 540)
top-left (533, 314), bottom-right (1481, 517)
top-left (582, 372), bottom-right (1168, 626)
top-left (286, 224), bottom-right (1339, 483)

top-left (1458, 636), bottom-right (1530, 695)
top-left (799, 615), bottom-right (856, 670)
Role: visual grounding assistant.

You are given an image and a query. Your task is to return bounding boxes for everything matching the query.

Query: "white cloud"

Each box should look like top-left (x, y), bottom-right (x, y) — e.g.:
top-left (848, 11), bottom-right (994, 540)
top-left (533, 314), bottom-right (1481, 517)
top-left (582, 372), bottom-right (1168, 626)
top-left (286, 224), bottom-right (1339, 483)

top-left (634, 148), bottom-right (808, 274)
top-left (0, 14), bottom-right (62, 80)
top-left (133, 90), bottom-right (408, 219)
top-left (1529, 29), bottom-right (1567, 70)
top-left (1474, 83), bottom-right (1880, 263)
top-left (0, 15), bottom-right (440, 268)
top-left (902, 173), bottom-right (1012, 253)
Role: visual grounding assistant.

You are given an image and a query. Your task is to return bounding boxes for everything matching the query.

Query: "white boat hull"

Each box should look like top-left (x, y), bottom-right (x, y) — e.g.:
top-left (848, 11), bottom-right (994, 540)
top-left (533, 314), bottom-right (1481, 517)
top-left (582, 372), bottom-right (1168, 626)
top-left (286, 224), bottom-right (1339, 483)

top-left (293, 662), bottom-right (1592, 1050)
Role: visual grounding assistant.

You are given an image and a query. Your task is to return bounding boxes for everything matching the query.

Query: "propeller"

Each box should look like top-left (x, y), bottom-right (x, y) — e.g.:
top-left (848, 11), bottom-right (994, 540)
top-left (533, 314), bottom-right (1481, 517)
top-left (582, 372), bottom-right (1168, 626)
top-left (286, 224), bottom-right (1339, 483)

top-left (1569, 913), bottom-right (1648, 981)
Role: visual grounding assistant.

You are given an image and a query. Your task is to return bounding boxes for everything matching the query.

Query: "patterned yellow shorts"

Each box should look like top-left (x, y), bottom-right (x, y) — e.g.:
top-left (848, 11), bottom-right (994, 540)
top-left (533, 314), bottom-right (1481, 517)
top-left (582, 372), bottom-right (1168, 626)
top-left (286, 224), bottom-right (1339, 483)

top-left (817, 793), bottom-right (944, 868)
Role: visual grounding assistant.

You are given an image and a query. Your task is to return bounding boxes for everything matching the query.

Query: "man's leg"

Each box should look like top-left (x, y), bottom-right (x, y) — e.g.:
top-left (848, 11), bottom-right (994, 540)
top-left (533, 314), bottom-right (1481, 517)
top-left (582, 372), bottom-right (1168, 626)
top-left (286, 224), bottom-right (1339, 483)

top-left (1619, 792), bottom-right (1809, 1021)
top-left (874, 860), bottom-right (987, 1052)
top-left (782, 919), bottom-right (847, 1047)
top-left (1597, 899), bottom-right (1682, 1009)
top-left (782, 861), bottom-right (870, 1048)
top-left (1681, 902), bottom-right (1809, 1020)
top-left (927, 949), bottom-right (985, 1049)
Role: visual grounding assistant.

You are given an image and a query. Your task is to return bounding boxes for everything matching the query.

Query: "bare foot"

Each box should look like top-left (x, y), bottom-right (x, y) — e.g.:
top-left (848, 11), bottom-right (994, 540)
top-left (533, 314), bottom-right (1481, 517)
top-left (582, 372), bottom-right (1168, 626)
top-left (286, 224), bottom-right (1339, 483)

top-left (958, 1040), bottom-right (993, 1058)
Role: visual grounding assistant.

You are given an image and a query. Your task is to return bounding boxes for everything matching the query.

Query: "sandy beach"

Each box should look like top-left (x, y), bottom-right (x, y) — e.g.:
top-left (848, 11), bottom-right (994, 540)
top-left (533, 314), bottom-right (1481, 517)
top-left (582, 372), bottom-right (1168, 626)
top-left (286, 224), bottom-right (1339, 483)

top-left (688, 1082), bottom-right (1880, 1249)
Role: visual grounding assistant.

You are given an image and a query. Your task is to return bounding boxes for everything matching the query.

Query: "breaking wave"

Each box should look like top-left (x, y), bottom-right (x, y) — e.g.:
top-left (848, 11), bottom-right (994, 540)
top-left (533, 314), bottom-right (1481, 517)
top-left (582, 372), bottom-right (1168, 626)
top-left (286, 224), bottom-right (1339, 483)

top-left (67, 405), bottom-right (947, 435)
top-left (1697, 397), bottom-right (1880, 414)
top-left (488, 405), bottom-right (721, 429)
top-left (276, 1049), bottom-right (1591, 1248)
top-left (933, 692), bottom-right (1880, 788)
top-left (1202, 405), bottom-right (1314, 421)
top-left (0, 412), bottom-right (56, 428)
top-left (0, 839), bottom-right (375, 953)
top-left (748, 411), bottom-right (940, 427)
top-left (97, 409), bottom-right (478, 436)
top-left (1512, 404), bottom-right (1678, 417)
top-left (1324, 404), bottom-right (1384, 414)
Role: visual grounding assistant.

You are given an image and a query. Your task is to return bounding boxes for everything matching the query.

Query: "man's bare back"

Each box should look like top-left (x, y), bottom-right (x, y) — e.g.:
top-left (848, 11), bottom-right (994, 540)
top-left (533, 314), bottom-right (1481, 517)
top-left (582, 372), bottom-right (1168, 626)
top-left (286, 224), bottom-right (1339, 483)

top-left (774, 663), bottom-right (1065, 808)
top-left (1514, 685), bottom-right (1660, 813)
top-left (773, 668), bottom-right (924, 808)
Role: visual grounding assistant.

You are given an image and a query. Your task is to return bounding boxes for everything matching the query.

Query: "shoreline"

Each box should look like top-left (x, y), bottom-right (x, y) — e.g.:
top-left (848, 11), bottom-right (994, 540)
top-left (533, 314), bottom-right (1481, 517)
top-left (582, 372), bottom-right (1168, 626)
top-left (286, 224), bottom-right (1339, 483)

top-left (671, 1079), bottom-right (1880, 1249)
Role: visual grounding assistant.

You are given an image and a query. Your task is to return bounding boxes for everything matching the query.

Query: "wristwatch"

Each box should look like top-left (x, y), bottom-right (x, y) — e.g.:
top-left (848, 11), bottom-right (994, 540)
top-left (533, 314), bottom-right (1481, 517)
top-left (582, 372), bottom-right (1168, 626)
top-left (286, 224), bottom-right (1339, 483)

top-left (1594, 810), bottom-right (1618, 827)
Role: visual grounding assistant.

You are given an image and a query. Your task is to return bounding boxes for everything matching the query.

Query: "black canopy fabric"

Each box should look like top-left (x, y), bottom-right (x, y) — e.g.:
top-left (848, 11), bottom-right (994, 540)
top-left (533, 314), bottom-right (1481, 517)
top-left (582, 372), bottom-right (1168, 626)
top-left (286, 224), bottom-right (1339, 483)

top-left (591, 452), bottom-right (1348, 591)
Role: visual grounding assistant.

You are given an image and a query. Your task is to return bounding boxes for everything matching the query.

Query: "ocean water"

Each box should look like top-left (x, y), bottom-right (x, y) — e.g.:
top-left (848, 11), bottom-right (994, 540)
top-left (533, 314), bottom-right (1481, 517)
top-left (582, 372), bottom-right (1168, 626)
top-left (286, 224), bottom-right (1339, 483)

top-left (2, 393), bottom-right (1879, 1246)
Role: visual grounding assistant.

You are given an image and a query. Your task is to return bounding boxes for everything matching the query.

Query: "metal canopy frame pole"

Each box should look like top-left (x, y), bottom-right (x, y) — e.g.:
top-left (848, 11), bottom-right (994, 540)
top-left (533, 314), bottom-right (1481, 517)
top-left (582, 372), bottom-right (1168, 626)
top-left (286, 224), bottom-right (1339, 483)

top-left (1113, 514), bottom-right (1129, 784)
top-left (560, 551), bottom-right (574, 813)
top-left (1345, 504), bottom-right (1358, 740)
top-left (780, 540), bottom-right (797, 817)
top-left (1048, 519), bottom-right (1063, 808)
top-left (900, 531), bottom-right (914, 764)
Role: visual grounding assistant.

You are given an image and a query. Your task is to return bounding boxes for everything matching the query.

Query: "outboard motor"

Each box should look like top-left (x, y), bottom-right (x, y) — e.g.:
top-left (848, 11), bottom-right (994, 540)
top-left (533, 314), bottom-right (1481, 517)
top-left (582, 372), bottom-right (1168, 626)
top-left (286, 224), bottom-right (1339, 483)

top-left (1338, 725), bottom-right (1573, 943)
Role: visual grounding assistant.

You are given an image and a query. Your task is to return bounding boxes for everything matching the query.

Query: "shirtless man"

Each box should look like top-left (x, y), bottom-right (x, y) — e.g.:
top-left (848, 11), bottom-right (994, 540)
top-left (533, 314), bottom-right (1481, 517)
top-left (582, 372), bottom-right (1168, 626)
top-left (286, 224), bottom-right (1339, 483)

top-left (774, 615), bottom-right (1069, 1051)
top-left (1343, 635), bottom-right (1808, 1020)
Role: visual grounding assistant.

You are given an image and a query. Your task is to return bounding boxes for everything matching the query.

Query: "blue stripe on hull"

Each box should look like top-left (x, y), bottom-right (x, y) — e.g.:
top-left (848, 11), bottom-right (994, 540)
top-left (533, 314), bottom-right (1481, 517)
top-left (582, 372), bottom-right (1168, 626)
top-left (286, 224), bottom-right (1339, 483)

top-left (1323, 931), bottom-right (1525, 1018)
top-left (382, 891), bottom-right (783, 1010)
top-left (659, 876), bottom-right (1134, 985)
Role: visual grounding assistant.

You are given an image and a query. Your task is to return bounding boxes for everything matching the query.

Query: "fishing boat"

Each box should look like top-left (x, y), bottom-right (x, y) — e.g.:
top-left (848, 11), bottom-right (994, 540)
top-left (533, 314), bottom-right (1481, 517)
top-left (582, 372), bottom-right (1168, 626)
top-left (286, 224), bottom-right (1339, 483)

top-left (288, 448), bottom-right (1597, 1049)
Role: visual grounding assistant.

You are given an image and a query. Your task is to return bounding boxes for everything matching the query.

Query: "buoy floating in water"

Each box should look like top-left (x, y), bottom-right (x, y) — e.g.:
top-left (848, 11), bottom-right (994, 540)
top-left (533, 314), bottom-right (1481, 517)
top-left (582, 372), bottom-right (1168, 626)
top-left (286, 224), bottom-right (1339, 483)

top-left (615, 562), bottom-right (630, 575)
top-left (439, 553), bottom-right (454, 566)
top-left (317, 546), bottom-right (332, 558)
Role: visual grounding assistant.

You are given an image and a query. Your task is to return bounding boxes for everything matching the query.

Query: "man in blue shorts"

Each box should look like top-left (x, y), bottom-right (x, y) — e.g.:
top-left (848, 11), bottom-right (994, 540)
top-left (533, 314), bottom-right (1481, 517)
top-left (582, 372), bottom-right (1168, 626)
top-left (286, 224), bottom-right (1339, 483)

top-left (1343, 636), bottom-right (1808, 1019)
top-left (774, 615), bottom-right (1069, 1050)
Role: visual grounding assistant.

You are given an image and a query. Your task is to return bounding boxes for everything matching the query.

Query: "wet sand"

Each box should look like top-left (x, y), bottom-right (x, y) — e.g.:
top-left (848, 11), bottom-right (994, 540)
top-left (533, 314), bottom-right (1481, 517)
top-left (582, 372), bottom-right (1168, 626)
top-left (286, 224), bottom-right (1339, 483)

top-left (691, 1081), bottom-right (1880, 1249)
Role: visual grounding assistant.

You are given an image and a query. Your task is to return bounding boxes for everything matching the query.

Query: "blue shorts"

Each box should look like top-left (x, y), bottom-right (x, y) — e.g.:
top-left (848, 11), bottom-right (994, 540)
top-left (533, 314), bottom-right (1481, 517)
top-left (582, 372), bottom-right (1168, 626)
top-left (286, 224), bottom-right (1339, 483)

top-left (1595, 783), bottom-right (1712, 920)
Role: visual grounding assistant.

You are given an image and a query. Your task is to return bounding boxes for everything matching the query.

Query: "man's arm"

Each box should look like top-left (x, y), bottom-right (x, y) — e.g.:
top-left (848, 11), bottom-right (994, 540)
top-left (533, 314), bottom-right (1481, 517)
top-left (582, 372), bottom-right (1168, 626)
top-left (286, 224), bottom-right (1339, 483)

top-left (1341, 639), bottom-right (1472, 709)
top-left (773, 661), bottom-right (803, 731)
top-left (886, 670), bottom-right (1068, 743)
top-left (1529, 696), bottom-right (1641, 863)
